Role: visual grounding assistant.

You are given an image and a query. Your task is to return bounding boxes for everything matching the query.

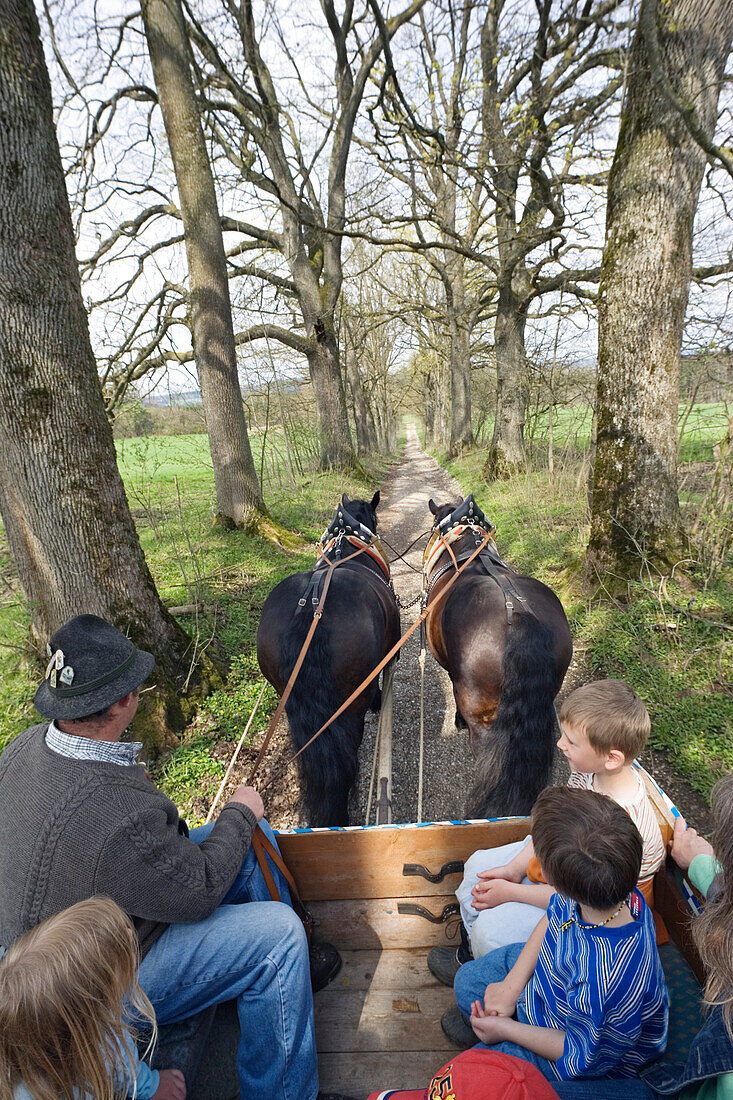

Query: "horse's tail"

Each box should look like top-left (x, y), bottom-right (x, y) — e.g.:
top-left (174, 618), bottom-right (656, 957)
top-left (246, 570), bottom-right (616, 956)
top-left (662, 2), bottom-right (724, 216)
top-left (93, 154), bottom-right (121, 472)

top-left (468, 615), bottom-right (559, 819)
top-left (278, 620), bottom-right (364, 828)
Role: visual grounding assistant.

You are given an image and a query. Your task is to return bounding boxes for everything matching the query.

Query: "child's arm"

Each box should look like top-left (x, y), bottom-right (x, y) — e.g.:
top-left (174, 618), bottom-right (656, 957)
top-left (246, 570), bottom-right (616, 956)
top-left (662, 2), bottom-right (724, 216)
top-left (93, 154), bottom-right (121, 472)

top-left (471, 879), bottom-right (554, 911)
top-left (476, 838), bottom-right (534, 883)
top-left (481, 915), bottom-right (548, 1016)
top-left (470, 1006), bottom-right (565, 1061)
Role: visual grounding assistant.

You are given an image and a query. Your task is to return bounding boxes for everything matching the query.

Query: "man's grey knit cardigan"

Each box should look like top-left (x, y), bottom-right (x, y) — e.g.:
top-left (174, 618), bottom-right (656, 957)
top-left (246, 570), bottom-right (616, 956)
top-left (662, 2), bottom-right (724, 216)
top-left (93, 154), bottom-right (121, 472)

top-left (0, 725), bottom-right (258, 956)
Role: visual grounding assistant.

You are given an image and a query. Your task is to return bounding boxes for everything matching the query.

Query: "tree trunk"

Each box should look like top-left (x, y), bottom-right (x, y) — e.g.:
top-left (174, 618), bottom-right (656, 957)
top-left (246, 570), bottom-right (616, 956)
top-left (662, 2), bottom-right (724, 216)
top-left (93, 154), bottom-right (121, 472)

top-left (446, 265), bottom-right (473, 456)
top-left (484, 280), bottom-right (529, 478)
top-left (586, 0), bottom-right (733, 581)
top-left (0, 0), bottom-right (211, 754)
top-left (141, 0), bottom-right (263, 528)
top-left (424, 368), bottom-right (436, 445)
top-left (307, 324), bottom-right (357, 468)
top-left (344, 342), bottom-right (377, 454)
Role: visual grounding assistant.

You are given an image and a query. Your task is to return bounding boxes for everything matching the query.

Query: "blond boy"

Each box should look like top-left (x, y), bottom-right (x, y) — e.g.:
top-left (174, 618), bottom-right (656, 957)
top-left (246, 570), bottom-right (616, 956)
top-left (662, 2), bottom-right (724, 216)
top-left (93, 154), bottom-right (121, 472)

top-left (445, 680), bottom-right (665, 966)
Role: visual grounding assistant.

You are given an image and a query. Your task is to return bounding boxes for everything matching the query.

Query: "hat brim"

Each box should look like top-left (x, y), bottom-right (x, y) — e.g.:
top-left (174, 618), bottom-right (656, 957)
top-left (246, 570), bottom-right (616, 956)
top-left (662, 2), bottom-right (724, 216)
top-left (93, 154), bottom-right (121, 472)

top-left (34, 649), bottom-right (155, 720)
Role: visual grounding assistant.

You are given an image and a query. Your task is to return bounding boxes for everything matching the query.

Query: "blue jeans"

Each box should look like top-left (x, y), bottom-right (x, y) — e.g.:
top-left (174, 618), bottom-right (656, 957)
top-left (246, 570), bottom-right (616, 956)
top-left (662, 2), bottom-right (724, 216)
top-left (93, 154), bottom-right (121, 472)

top-left (553, 1082), bottom-right (656, 1098)
top-left (454, 943), bottom-right (557, 1081)
top-left (138, 820), bottom-right (318, 1100)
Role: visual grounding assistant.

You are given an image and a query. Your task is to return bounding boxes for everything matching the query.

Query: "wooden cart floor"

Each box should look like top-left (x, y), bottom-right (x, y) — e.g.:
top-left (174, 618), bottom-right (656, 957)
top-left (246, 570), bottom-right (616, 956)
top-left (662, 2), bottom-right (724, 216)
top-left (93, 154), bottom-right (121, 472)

top-left (316, 948), bottom-right (456, 1098)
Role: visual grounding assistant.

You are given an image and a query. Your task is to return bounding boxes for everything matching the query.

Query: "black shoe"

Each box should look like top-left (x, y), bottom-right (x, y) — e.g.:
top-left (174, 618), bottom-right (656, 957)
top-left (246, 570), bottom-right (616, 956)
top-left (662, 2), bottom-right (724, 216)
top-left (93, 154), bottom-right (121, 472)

top-left (310, 941), bottom-right (342, 993)
top-left (441, 1004), bottom-right (477, 1049)
top-left (427, 940), bottom-right (472, 986)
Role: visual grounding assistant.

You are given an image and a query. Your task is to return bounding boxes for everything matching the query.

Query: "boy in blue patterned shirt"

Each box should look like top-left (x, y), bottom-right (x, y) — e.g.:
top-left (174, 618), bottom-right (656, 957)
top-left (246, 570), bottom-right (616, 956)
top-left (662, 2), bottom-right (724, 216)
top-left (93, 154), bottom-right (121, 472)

top-left (453, 787), bottom-right (668, 1082)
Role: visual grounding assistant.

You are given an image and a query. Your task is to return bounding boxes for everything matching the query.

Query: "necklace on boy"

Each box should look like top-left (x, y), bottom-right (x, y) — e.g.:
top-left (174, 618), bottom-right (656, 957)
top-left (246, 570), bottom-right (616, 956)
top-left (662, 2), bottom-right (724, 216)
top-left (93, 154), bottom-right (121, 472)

top-left (560, 897), bottom-right (628, 932)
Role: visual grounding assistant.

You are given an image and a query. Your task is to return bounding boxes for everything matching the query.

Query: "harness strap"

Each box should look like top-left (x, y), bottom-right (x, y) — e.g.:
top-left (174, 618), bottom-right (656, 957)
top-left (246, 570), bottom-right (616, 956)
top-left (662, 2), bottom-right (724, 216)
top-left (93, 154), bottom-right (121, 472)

top-left (290, 531), bottom-right (492, 765)
top-left (424, 529), bottom-right (532, 625)
top-left (251, 825), bottom-right (313, 941)
top-left (246, 542), bottom-right (367, 785)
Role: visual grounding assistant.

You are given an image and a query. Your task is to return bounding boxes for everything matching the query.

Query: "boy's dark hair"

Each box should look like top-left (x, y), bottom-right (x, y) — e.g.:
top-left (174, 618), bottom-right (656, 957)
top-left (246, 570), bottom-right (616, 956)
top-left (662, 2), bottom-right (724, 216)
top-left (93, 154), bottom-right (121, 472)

top-left (532, 787), bottom-right (643, 909)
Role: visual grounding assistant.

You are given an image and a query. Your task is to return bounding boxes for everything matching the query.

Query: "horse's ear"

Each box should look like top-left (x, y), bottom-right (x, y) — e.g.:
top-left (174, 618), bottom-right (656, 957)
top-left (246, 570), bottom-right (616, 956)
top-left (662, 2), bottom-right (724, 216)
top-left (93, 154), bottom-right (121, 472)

top-left (341, 493), bottom-right (349, 508)
top-left (428, 499), bottom-right (437, 515)
top-left (370, 491), bottom-right (380, 510)
top-left (457, 496), bottom-right (464, 504)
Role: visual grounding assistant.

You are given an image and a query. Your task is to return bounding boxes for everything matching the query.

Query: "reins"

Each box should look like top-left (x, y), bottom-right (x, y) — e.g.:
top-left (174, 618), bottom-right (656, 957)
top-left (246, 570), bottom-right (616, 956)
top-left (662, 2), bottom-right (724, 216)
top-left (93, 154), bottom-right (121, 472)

top-left (289, 530), bottom-right (492, 768)
top-left (245, 541), bottom-right (369, 787)
top-left (379, 529), bottom-right (431, 574)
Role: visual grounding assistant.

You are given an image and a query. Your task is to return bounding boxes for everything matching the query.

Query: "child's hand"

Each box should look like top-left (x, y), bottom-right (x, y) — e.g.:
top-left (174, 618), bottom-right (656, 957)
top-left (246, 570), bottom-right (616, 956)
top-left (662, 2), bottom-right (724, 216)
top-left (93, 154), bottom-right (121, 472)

top-left (470, 1001), bottom-right (510, 1043)
top-left (476, 862), bottom-right (524, 884)
top-left (471, 877), bottom-right (518, 910)
top-left (152, 1069), bottom-right (187, 1100)
top-left (482, 980), bottom-right (517, 1018)
top-left (670, 816), bottom-right (714, 871)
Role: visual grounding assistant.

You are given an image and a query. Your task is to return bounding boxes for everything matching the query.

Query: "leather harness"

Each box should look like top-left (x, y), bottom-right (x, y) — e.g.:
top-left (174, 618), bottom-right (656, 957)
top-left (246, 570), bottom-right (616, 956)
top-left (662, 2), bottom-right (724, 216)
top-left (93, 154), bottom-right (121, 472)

top-left (425, 523), bottom-right (532, 625)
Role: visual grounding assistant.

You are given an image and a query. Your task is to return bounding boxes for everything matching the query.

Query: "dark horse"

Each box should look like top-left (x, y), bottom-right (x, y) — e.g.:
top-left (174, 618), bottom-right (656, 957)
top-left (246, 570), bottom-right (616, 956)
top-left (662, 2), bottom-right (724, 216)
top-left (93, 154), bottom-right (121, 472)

top-left (257, 493), bottom-right (400, 827)
top-left (425, 496), bottom-right (572, 818)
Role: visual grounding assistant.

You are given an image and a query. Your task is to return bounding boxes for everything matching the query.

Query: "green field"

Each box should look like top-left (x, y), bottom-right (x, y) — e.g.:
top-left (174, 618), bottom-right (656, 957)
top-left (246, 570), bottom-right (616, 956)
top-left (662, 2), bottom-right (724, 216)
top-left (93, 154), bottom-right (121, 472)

top-left (482, 401), bottom-right (730, 467)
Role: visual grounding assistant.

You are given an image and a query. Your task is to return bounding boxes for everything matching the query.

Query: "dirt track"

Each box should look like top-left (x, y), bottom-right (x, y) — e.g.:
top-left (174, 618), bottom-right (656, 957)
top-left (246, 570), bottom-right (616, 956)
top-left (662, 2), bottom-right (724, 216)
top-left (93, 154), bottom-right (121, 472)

top-left (353, 424), bottom-right (475, 825)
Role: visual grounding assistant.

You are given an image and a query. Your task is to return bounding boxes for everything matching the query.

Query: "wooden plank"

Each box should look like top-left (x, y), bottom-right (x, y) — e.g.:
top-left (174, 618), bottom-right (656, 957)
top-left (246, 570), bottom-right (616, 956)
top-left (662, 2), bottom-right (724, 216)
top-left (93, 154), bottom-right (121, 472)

top-left (375, 662), bottom-right (394, 825)
top-left (309, 896), bottom-right (462, 950)
top-left (639, 766), bottom-right (676, 847)
top-left (328, 949), bottom-right (450, 991)
top-left (654, 861), bottom-right (705, 983)
top-left (316, 987), bottom-right (455, 1052)
top-left (277, 818), bottom-right (531, 900)
top-left (318, 1051), bottom-right (451, 1100)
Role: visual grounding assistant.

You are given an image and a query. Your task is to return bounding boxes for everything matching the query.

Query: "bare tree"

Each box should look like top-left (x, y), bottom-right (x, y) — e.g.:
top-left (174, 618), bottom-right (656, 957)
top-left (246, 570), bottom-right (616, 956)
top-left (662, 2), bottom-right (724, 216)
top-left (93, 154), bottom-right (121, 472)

top-left (0, 0), bottom-right (209, 752)
top-left (179, 0), bottom-right (426, 469)
top-left (479, 0), bottom-right (626, 477)
top-left (366, 0), bottom-right (488, 454)
top-left (586, 0), bottom-right (733, 581)
top-left (140, 0), bottom-right (264, 529)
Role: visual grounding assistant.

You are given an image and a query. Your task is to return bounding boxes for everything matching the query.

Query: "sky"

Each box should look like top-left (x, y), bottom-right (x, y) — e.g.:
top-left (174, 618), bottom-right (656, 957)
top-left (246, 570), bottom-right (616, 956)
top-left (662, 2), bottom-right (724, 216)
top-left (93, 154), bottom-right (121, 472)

top-left (41, 0), bottom-right (733, 399)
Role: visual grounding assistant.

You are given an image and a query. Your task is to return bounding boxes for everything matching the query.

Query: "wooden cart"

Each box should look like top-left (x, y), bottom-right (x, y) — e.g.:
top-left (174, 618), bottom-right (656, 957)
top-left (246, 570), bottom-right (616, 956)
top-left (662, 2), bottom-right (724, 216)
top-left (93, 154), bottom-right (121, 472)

top-left (277, 765), bottom-right (705, 1098)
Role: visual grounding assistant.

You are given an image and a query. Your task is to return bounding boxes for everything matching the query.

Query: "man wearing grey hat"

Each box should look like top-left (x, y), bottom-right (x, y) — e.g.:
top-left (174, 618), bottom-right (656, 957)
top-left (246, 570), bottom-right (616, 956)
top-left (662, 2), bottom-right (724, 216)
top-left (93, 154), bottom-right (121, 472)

top-left (0, 615), bottom-right (351, 1100)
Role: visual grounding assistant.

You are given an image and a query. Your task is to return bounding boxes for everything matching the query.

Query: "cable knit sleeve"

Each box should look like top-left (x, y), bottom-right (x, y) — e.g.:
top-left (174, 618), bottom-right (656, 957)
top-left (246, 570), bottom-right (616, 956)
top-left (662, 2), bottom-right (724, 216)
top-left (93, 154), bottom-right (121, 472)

top-left (95, 792), bottom-right (257, 924)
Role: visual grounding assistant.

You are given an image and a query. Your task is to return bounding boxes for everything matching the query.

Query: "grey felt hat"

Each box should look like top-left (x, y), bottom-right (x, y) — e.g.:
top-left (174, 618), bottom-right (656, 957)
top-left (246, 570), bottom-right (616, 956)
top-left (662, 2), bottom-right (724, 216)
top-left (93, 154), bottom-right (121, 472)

top-left (34, 614), bottom-right (155, 720)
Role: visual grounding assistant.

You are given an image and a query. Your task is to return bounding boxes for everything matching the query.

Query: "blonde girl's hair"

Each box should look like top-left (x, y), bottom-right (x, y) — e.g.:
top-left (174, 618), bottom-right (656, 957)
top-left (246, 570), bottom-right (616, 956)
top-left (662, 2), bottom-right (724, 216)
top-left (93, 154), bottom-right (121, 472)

top-left (693, 775), bottom-right (733, 1038)
top-left (0, 896), bottom-right (156, 1100)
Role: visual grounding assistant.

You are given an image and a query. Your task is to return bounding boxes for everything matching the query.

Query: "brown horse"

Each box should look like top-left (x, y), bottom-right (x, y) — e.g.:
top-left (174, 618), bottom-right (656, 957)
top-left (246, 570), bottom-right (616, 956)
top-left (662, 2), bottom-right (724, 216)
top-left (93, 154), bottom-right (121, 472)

top-left (257, 493), bottom-right (400, 827)
top-left (425, 496), bottom-right (572, 818)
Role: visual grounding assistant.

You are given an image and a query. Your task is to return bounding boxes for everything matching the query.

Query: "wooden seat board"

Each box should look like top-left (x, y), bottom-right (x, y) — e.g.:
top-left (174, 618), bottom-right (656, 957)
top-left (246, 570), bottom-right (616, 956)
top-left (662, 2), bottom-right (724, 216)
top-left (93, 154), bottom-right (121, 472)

top-left (315, 947), bottom-right (456, 1097)
top-left (277, 818), bottom-right (530, 901)
top-left (318, 1052), bottom-right (452, 1098)
top-left (310, 895), bottom-right (461, 950)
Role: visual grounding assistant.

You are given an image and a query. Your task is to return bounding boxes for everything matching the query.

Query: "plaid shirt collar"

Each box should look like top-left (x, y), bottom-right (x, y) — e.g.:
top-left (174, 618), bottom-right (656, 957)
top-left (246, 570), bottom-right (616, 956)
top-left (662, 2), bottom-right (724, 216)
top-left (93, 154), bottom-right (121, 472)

top-left (45, 722), bottom-right (143, 767)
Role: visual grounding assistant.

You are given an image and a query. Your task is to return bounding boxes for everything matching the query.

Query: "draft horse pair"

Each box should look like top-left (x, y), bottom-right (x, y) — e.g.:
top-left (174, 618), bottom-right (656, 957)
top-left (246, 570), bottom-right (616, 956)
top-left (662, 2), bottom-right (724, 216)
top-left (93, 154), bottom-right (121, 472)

top-left (256, 493), bottom-right (572, 827)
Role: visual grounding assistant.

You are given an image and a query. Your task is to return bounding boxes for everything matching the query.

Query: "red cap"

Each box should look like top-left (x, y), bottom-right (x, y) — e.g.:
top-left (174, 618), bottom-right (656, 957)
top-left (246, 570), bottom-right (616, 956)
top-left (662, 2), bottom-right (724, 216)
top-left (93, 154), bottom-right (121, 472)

top-left (366, 1050), bottom-right (560, 1100)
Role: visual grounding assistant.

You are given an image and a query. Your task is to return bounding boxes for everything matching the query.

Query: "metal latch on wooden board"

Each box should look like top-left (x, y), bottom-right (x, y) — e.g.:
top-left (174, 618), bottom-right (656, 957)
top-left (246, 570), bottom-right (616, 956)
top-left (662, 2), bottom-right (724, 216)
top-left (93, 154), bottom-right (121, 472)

top-left (402, 860), bottom-right (464, 883)
top-left (397, 901), bottom-right (460, 924)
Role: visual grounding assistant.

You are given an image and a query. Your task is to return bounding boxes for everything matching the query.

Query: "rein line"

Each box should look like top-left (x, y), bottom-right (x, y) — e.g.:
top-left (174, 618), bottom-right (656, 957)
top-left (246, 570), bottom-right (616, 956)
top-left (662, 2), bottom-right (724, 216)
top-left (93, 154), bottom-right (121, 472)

top-left (288, 531), bottom-right (492, 767)
top-left (245, 541), bottom-right (369, 786)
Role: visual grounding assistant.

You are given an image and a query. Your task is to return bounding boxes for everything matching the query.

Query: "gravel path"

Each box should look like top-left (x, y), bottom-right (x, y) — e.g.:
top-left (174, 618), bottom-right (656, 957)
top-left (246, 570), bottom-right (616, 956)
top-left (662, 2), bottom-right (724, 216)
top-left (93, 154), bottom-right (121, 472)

top-left (353, 425), bottom-right (477, 825)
